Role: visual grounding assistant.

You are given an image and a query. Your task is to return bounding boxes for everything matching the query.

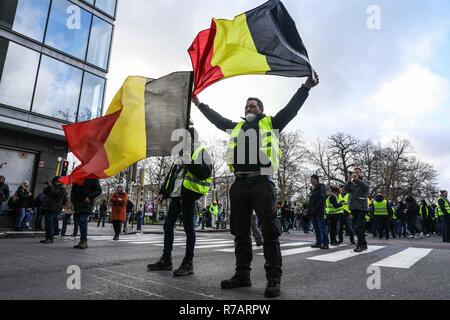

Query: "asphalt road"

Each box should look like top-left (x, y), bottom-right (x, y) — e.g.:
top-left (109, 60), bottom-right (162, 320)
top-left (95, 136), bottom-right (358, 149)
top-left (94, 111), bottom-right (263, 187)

top-left (0, 228), bottom-right (449, 300)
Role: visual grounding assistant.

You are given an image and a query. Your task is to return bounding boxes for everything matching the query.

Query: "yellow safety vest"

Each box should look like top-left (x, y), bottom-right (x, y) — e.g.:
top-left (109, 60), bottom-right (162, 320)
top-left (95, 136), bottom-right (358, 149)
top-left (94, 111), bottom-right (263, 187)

top-left (338, 193), bottom-right (350, 213)
top-left (325, 195), bottom-right (343, 215)
top-left (372, 200), bottom-right (388, 216)
top-left (436, 197), bottom-right (449, 217)
top-left (226, 117), bottom-right (282, 173)
top-left (183, 145), bottom-right (212, 196)
top-left (419, 205), bottom-right (429, 217)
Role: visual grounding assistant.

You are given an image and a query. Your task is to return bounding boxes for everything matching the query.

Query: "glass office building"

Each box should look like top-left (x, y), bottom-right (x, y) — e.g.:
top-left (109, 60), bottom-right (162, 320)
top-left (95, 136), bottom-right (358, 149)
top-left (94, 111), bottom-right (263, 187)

top-left (0, 0), bottom-right (117, 225)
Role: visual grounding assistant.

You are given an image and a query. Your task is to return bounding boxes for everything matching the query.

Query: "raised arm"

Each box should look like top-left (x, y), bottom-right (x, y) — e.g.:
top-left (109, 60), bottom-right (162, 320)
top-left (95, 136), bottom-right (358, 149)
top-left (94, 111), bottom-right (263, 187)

top-left (193, 96), bottom-right (237, 132)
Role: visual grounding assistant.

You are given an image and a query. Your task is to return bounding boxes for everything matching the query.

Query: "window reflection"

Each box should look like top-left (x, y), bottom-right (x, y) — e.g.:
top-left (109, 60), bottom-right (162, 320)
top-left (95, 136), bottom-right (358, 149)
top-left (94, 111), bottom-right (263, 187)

top-left (33, 55), bottom-right (82, 122)
top-left (0, 38), bottom-right (40, 110)
top-left (95, 0), bottom-right (116, 17)
top-left (0, 0), bottom-right (50, 42)
top-left (45, 0), bottom-right (92, 60)
top-left (78, 72), bottom-right (105, 122)
top-left (87, 16), bottom-right (112, 70)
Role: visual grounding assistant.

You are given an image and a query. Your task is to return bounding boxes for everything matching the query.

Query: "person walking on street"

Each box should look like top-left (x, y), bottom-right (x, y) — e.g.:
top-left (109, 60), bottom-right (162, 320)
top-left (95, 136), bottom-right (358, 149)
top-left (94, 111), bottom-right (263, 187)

top-left (309, 175), bottom-right (329, 250)
top-left (14, 181), bottom-right (33, 231)
top-left (147, 127), bottom-right (212, 276)
top-left (71, 179), bottom-right (102, 249)
top-left (345, 167), bottom-right (370, 252)
top-left (33, 192), bottom-right (45, 231)
top-left (110, 185), bottom-right (129, 241)
top-left (40, 177), bottom-right (67, 244)
top-left (98, 200), bottom-right (108, 228)
top-left (123, 198), bottom-right (134, 233)
top-left (436, 190), bottom-right (450, 242)
top-left (193, 72), bottom-right (319, 298)
top-left (325, 186), bottom-right (343, 246)
top-left (369, 193), bottom-right (393, 240)
top-left (338, 185), bottom-right (356, 245)
top-left (405, 195), bottom-right (421, 239)
top-left (0, 175), bottom-right (10, 211)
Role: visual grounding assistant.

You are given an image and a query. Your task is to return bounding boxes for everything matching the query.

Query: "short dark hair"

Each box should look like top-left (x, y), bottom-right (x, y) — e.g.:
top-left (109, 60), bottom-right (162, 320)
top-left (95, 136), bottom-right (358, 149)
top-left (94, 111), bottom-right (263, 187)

top-left (247, 97), bottom-right (264, 112)
top-left (311, 174), bottom-right (319, 181)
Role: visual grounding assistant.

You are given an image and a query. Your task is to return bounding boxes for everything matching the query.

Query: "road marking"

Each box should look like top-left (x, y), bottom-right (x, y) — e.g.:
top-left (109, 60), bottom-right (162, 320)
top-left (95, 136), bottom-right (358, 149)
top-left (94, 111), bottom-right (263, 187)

top-left (257, 246), bottom-right (321, 257)
top-left (371, 248), bottom-right (433, 269)
top-left (86, 274), bottom-right (167, 299)
top-left (307, 246), bottom-right (385, 262)
top-left (154, 240), bottom-right (232, 247)
top-left (194, 243), bottom-right (236, 249)
top-left (215, 242), bottom-right (313, 253)
top-left (96, 268), bottom-right (222, 300)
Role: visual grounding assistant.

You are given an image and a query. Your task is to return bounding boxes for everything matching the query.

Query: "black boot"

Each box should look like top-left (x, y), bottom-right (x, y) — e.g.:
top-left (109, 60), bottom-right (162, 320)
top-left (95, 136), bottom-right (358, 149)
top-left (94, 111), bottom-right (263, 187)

top-left (173, 257), bottom-right (194, 276)
top-left (221, 275), bottom-right (252, 289)
top-left (265, 281), bottom-right (281, 298)
top-left (147, 257), bottom-right (173, 271)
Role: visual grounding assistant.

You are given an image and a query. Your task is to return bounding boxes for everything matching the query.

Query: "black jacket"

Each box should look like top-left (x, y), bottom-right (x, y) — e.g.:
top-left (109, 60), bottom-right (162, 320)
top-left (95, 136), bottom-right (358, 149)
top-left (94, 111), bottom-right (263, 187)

top-left (0, 183), bottom-right (9, 204)
top-left (126, 200), bottom-right (134, 213)
top-left (405, 197), bottom-right (419, 218)
top-left (41, 184), bottom-right (68, 213)
top-left (344, 178), bottom-right (370, 211)
top-left (16, 186), bottom-right (32, 209)
top-left (308, 184), bottom-right (327, 217)
top-left (198, 86), bottom-right (310, 173)
top-left (70, 179), bottom-right (102, 214)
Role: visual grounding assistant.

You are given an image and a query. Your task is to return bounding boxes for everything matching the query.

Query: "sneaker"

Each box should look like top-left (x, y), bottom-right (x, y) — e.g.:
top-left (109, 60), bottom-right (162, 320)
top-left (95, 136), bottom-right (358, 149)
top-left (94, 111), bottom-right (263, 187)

top-left (354, 245), bottom-right (364, 253)
top-left (264, 281), bottom-right (281, 298)
top-left (221, 275), bottom-right (252, 289)
top-left (173, 258), bottom-right (194, 277)
top-left (330, 242), bottom-right (338, 247)
top-left (73, 241), bottom-right (88, 249)
top-left (426, 234), bottom-right (431, 237)
top-left (320, 244), bottom-right (329, 250)
top-left (362, 244), bottom-right (368, 251)
top-left (409, 235), bottom-right (415, 239)
top-left (113, 235), bottom-right (119, 241)
top-left (147, 257), bottom-right (173, 271)
top-left (310, 244), bottom-right (321, 248)
top-left (40, 239), bottom-right (53, 244)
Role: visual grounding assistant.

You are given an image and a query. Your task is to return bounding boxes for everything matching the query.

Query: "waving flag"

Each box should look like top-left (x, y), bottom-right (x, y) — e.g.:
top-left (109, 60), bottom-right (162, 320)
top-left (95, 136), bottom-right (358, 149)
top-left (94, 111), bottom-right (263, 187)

top-left (61, 72), bottom-right (193, 185)
top-left (188, 0), bottom-right (314, 96)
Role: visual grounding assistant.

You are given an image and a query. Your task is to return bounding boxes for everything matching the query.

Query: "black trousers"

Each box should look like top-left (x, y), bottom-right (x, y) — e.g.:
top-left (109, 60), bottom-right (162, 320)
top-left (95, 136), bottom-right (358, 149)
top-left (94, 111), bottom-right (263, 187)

top-left (230, 177), bottom-right (282, 282)
top-left (112, 221), bottom-right (122, 237)
top-left (352, 210), bottom-right (367, 246)
top-left (338, 214), bottom-right (355, 243)
top-left (327, 214), bottom-right (339, 244)
top-left (375, 216), bottom-right (389, 239)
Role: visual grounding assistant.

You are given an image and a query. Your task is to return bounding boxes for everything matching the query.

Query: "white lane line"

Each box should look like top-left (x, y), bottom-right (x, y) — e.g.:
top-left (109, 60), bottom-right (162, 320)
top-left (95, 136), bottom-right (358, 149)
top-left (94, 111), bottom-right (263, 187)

top-left (96, 268), bottom-right (222, 300)
top-left (371, 248), bottom-right (433, 269)
top-left (194, 243), bottom-right (236, 249)
top-left (154, 240), bottom-right (232, 247)
top-left (127, 238), bottom-right (221, 245)
top-left (307, 246), bottom-right (385, 262)
top-left (272, 247), bottom-right (322, 257)
top-left (86, 274), bottom-right (167, 299)
top-left (215, 242), bottom-right (313, 253)
top-left (215, 246), bottom-right (260, 253)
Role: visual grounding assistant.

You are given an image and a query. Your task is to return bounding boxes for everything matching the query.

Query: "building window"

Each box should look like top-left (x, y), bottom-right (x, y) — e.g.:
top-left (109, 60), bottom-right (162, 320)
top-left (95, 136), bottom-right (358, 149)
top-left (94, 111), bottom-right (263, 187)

top-left (0, 38), bottom-right (40, 111)
top-left (95, 0), bottom-right (116, 17)
top-left (78, 72), bottom-right (105, 122)
top-left (33, 55), bottom-right (82, 122)
top-left (44, 0), bottom-right (92, 60)
top-left (87, 16), bottom-right (112, 70)
top-left (0, 0), bottom-right (50, 42)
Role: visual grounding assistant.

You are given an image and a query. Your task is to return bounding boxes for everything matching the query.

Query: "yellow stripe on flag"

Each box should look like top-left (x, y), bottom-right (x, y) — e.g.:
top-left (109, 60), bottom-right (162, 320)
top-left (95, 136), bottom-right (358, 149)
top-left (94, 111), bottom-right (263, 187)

top-left (103, 76), bottom-right (147, 176)
top-left (212, 14), bottom-right (270, 78)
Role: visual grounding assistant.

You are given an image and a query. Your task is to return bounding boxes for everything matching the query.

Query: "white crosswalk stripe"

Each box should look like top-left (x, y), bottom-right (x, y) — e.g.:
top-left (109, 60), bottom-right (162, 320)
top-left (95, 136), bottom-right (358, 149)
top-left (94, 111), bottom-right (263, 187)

top-left (371, 248), bottom-right (433, 269)
top-left (307, 246), bottom-right (385, 262)
top-left (154, 240), bottom-right (233, 247)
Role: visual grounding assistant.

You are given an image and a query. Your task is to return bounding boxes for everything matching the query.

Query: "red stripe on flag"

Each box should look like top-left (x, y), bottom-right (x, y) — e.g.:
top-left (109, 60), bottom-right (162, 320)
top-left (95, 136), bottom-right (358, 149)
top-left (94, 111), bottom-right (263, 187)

top-left (60, 111), bottom-right (122, 185)
top-left (188, 20), bottom-right (224, 96)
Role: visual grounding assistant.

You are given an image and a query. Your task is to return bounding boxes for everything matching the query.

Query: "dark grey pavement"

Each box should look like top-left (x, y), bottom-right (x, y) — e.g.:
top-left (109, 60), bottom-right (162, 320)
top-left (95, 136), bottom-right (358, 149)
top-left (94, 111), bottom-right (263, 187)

top-left (0, 229), bottom-right (449, 300)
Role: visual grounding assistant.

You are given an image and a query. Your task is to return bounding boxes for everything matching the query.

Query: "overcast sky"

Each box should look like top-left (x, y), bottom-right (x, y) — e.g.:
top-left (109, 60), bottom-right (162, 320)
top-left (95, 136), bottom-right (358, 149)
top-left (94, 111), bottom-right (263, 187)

top-left (105, 0), bottom-right (450, 190)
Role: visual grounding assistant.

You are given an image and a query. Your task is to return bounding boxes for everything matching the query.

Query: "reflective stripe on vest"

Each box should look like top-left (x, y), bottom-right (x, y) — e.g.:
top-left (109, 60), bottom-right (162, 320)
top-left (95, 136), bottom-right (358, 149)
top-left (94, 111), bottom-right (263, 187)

top-left (182, 145), bottom-right (212, 196)
top-left (325, 195), bottom-right (343, 215)
top-left (373, 200), bottom-right (388, 216)
top-left (436, 197), bottom-right (450, 217)
top-left (419, 205), bottom-right (429, 217)
top-left (164, 161), bottom-right (178, 192)
top-left (226, 117), bottom-right (282, 173)
top-left (338, 193), bottom-right (350, 213)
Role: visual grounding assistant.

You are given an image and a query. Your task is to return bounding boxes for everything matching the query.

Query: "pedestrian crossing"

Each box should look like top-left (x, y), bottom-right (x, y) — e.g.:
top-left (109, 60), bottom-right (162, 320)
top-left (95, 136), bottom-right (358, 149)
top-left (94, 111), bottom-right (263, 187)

top-left (88, 234), bottom-right (435, 270)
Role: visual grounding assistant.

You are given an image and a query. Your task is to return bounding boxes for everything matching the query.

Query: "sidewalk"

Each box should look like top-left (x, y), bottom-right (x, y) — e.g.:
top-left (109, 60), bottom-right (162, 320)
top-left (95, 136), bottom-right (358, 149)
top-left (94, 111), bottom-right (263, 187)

top-left (0, 223), bottom-right (230, 239)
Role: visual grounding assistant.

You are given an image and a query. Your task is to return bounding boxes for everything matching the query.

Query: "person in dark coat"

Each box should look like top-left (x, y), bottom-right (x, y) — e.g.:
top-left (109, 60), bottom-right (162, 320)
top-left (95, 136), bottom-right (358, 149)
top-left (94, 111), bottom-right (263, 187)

top-left (405, 195), bottom-right (421, 239)
top-left (14, 181), bottom-right (33, 231)
top-left (40, 177), bottom-right (68, 244)
top-left (308, 175), bottom-right (329, 249)
top-left (0, 175), bottom-right (10, 210)
top-left (71, 179), bottom-right (102, 249)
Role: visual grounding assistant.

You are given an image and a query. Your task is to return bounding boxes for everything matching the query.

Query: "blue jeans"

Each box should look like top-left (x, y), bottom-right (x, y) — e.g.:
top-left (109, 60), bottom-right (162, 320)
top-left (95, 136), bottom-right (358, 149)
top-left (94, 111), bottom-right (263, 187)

top-left (77, 213), bottom-right (90, 241)
top-left (15, 208), bottom-right (26, 229)
top-left (163, 196), bottom-right (196, 259)
top-left (312, 216), bottom-right (329, 246)
top-left (44, 211), bottom-right (58, 240)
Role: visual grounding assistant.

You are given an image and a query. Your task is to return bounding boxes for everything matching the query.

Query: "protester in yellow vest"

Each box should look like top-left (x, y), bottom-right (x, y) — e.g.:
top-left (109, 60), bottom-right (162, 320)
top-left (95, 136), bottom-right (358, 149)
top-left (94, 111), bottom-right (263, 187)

top-left (369, 193), bottom-right (393, 240)
top-left (193, 71), bottom-right (319, 298)
top-left (148, 127), bottom-right (213, 276)
top-left (436, 190), bottom-right (450, 243)
top-left (338, 185), bottom-right (356, 245)
top-left (209, 202), bottom-right (219, 229)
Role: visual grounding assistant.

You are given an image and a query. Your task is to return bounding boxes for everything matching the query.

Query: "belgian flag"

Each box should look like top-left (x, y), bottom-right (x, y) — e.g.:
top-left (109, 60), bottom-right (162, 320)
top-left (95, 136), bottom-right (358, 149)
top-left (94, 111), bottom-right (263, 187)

top-left (60, 72), bottom-right (193, 185)
top-left (188, 0), bottom-right (314, 96)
